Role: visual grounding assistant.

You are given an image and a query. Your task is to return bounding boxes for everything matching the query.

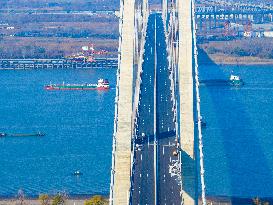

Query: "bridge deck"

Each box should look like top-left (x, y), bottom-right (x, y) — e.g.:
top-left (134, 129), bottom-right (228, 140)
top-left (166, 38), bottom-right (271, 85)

top-left (131, 13), bottom-right (182, 205)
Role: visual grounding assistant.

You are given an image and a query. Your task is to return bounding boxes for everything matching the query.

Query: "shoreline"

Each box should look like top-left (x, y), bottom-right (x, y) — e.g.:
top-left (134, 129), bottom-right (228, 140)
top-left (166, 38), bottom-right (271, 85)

top-left (0, 195), bottom-right (109, 205)
top-left (0, 199), bottom-right (87, 205)
top-left (199, 53), bottom-right (273, 66)
top-left (200, 195), bottom-right (273, 205)
top-left (0, 195), bottom-right (108, 200)
top-left (1, 195), bottom-right (273, 205)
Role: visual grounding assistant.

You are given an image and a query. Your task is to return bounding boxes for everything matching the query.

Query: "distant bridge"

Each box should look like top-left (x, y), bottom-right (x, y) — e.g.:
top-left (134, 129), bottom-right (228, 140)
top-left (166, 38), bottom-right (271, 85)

top-left (194, 5), bottom-right (273, 34)
top-left (195, 5), bottom-right (273, 30)
top-left (0, 58), bottom-right (118, 69)
top-left (196, 5), bottom-right (273, 15)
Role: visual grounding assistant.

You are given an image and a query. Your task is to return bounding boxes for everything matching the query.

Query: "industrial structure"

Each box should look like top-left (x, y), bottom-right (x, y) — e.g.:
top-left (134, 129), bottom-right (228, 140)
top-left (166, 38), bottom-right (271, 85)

top-left (195, 4), bottom-right (273, 39)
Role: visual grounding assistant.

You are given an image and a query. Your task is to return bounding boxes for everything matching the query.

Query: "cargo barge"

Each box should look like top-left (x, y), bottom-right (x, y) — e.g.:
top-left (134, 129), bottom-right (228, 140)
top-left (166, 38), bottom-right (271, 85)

top-left (200, 75), bottom-right (243, 87)
top-left (44, 79), bottom-right (109, 90)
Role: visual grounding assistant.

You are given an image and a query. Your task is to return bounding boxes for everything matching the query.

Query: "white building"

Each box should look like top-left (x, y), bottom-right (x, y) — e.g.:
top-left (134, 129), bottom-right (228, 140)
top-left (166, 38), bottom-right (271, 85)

top-left (6, 26), bottom-right (15, 30)
top-left (264, 31), bottom-right (273, 37)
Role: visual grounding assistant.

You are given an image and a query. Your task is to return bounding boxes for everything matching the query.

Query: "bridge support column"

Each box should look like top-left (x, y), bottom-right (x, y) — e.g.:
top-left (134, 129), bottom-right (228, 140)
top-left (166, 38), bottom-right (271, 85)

top-left (208, 14), bottom-right (212, 29)
top-left (111, 0), bottom-right (135, 204)
top-left (178, 0), bottom-right (196, 204)
top-left (199, 16), bottom-right (203, 31)
top-left (213, 14), bottom-right (217, 28)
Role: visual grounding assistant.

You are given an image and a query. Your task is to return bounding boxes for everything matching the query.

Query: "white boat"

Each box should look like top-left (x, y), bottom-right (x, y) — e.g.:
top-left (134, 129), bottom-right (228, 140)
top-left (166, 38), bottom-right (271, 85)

top-left (73, 170), bottom-right (82, 176)
top-left (229, 74), bottom-right (243, 86)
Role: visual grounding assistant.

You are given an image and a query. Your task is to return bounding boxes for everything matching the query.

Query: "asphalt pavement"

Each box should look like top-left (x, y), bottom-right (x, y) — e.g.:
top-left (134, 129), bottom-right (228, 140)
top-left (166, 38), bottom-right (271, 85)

top-left (131, 13), bottom-right (182, 205)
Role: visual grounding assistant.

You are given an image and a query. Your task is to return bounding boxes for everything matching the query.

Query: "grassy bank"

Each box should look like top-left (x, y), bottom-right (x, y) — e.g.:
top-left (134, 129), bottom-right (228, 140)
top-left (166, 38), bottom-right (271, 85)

top-left (199, 38), bottom-right (273, 65)
top-left (0, 12), bottom-right (118, 59)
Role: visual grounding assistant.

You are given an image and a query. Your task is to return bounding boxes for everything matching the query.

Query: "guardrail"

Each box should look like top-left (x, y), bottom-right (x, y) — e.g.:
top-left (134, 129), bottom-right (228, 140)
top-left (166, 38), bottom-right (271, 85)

top-left (129, 2), bottom-right (149, 203)
top-left (191, 0), bottom-right (207, 205)
top-left (164, 5), bottom-right (183, 204)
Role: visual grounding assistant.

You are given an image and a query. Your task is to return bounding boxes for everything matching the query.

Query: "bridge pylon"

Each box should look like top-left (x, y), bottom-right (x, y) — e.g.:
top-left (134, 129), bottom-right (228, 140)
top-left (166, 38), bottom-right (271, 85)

top-left (109, 0), bottom-right (149, 204)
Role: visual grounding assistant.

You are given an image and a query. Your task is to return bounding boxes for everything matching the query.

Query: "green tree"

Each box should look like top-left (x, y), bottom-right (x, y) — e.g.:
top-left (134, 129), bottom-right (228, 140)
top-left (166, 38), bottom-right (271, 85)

top-left (206, 46), bottom-right (218, 54)
top-left (17, 189), bottom-right (25, 205)
top-left (39, 194), bottom-right (50, 205)
top-left (252, 197), bottom-right (261, 205)
top-left (233, 47), bottom-right (249, 56)
top-left (52, 194), bottom-right (66, 205)
top-left (84, 195), bottom-right (106, 205)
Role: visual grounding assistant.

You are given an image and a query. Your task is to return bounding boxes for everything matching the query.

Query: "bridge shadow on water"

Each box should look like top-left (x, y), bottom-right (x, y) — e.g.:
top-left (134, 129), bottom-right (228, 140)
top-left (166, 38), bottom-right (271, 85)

top-left (135, 130), bottom-right (176, 145)
top-left (198, 48), bottom-right (273, 204)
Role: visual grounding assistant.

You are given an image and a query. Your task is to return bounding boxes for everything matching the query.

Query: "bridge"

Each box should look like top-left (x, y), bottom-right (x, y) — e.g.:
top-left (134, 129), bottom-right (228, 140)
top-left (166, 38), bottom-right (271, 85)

top-left (110, 0), bottom-right (206, 204)
top-left (0, 58), bottom-right (117, 69)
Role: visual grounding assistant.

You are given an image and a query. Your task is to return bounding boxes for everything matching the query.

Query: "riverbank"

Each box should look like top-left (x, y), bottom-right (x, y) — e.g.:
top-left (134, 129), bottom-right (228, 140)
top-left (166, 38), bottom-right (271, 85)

top-left (0, 199), bottom-right (86, 205)
top-left (199, 196), bottom-right (273, 205)
top-left (198, 38), bottom-right (273, 65)
top-left (199, 53), bottom-right (273, 65)
top-left (0, 196), bottom-right (108, 205)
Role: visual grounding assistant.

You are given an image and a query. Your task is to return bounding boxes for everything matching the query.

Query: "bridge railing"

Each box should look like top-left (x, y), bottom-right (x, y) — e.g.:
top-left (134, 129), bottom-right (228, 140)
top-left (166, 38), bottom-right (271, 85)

top-left (164, 3), bottom-right (183, 203)
top-left (191, 0), bottom-right (206, 204)
top-left (129, 1), bottom-right (149, 203)
top-left (109, 0), bottom-right (125, 203)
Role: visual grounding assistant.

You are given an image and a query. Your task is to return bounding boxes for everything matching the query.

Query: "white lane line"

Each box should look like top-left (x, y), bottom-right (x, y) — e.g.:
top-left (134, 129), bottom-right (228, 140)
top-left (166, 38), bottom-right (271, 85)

top-left (169, 157), bottom-right (171, 162)
top-left (140, 173), bottom-right (142, 178)
top-left (141, 154), bottom-right (143, 161)
top-left (163, 146), bottom-right (165, 155)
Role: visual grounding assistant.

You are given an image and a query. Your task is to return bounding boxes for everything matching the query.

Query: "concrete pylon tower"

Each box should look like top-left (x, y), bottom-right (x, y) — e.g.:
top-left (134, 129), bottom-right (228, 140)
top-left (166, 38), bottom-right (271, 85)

top-left (162, 0), bottom-right (168, 27)
top-left (178, 0), bottom-right (196, 204)
top-left (110, 0), bottom-right (136, 204)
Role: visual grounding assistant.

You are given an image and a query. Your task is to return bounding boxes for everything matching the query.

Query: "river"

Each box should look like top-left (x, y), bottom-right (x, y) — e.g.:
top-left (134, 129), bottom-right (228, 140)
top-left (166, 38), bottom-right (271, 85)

top-left (0, 63), bottom-right (272, 198)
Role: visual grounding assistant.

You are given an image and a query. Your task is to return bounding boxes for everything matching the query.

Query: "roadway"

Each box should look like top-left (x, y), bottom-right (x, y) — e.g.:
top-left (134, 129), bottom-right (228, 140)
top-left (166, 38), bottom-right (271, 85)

top-left (131, 13), bottom-right (182, 205)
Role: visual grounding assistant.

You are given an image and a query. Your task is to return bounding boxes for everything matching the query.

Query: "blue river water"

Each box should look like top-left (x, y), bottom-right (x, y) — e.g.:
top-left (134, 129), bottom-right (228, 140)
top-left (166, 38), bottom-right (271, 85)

top-left (199, 63), bottom-right (273, 198)
top-left (0, 68), bottom-right (116, 197)
top-left (0, 63), bottom-right (272, 198)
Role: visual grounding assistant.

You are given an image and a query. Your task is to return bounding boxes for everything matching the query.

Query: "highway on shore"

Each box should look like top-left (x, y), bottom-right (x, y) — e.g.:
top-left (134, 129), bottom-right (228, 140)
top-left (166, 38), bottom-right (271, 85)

top-left (131, 13), bottom-right (182, 205)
